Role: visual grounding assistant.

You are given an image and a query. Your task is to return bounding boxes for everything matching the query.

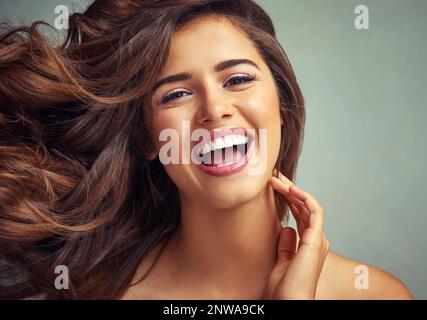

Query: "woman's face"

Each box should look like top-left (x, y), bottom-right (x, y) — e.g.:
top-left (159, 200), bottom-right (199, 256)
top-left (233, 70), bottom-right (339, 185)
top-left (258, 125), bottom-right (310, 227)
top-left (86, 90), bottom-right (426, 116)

top-left (149, 15), bottom-right (282, 209)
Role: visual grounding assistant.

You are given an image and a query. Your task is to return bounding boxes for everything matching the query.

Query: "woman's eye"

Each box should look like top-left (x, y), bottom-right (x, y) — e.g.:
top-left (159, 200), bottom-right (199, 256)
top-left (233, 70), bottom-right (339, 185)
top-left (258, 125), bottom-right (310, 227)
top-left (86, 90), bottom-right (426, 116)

top-left (160, 75), bottom-right (256, 104)
top-left (160, 90), bottom-right (192, 104)
top-left (224, 74), bottom-right (256, 87)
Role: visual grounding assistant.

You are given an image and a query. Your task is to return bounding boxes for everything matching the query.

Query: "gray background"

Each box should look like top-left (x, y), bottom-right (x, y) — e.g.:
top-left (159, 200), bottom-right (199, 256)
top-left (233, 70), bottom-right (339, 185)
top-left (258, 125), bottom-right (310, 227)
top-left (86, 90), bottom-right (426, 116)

top-left (1, 0), bottom-right (426, 299)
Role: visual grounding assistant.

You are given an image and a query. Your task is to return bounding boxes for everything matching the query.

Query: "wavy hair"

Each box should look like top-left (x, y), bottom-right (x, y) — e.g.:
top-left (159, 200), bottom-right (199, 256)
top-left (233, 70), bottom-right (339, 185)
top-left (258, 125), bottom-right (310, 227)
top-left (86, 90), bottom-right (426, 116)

top-left (0, 0), bottom-right (305, 299)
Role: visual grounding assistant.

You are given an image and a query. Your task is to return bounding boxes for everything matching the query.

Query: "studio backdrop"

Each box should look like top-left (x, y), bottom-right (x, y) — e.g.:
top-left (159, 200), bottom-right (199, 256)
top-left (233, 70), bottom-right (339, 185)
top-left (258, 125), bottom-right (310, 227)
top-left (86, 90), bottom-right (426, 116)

top-left (0, 0), bottom-right (426, 299)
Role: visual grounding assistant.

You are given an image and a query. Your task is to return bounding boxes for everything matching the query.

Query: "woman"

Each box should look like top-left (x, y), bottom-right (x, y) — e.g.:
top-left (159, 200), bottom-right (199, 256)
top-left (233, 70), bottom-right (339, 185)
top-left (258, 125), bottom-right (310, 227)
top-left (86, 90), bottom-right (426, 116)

top-left (0, 0), bottom-right (412, 299)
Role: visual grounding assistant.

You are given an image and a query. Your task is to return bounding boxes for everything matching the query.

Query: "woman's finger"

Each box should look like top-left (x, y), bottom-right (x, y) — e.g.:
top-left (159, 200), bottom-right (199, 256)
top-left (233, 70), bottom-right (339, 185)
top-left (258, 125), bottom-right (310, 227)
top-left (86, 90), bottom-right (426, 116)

top-left (288, 185), bottom-right (324, 235)
top-left (277, 227), bottom-right (297, 264)
top-left (270, 176), bottom-right (310, 246)
top-left (270, 177), bottom-right (304, 207)
top-left (288, 202), bottom-right (305, 239)
top-left (291, 196), bottom-right (311, 227)
top-left (272, 171), bottom-right (324, 238)
top-left (272, 171), bottom-right (317, 216)
top-left (274, 171), bottom-right (320, 211)
top-left (270, 176), bottom-right (290, 194)
top-left (288, 184), bottom-right (322, 216)
top-left (270, 176), bottom-right (311, 227)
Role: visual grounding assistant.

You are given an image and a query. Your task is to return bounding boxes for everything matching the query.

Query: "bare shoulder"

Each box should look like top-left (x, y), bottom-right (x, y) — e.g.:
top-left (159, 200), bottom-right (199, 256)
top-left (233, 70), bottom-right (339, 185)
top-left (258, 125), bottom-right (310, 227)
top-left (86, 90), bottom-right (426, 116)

top-left (316, 251), bottom-right (412, 300)
top-left (120, 238), bottom-right (171, 300)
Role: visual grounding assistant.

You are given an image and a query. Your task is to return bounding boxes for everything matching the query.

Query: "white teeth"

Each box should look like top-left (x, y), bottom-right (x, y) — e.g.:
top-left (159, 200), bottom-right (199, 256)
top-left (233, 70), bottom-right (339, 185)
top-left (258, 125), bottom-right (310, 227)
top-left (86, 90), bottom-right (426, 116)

top-left (224, 136), bottom-right (233, 148)
top-left (202, 142), bottom-right (211, 154)
top-left (214, 138), bottom-right (225, 151)
top-left (232, 135), bottom-right (240, 146)
top-left (198, 134), bottom-right (249, 155)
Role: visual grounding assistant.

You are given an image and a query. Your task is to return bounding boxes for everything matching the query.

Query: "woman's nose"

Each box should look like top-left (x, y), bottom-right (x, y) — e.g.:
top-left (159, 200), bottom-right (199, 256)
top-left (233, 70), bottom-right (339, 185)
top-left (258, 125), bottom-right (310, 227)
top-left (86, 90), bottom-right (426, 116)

top-left (195, 89), bottom-right (236, 125)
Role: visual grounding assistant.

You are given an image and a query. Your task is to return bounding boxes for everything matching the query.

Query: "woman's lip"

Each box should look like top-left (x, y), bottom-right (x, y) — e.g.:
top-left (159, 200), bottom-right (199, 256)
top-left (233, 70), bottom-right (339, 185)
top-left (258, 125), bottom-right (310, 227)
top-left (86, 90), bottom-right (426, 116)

top-left (195, 133), bottom-right (255, 177)
top-left (208, 126), bottom-right (248, 141)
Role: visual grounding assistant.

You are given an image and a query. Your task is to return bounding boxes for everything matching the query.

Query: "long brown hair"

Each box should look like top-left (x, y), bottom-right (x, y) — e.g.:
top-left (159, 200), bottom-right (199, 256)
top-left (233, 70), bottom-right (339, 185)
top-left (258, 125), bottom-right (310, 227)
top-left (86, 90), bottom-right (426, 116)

top-left (0, 0), bottom-right (305, 299)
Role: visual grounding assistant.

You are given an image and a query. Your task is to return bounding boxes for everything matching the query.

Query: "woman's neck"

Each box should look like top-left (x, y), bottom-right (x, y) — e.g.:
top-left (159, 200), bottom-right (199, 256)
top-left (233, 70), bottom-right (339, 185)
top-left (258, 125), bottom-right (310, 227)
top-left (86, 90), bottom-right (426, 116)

top-left (167, 185), bottom-right (282, 299)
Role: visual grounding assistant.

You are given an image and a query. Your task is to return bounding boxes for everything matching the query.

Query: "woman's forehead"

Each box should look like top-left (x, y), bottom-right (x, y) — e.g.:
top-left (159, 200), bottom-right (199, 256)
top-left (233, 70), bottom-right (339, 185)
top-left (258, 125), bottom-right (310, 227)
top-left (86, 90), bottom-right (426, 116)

top-left (161, 16), bottom-right (261, 75)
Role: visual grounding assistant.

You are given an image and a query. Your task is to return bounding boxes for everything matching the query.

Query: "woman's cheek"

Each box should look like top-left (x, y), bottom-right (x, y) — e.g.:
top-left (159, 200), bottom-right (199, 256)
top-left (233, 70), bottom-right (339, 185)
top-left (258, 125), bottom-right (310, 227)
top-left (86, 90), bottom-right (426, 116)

top-left (152, 114), bottom-right (176, 147)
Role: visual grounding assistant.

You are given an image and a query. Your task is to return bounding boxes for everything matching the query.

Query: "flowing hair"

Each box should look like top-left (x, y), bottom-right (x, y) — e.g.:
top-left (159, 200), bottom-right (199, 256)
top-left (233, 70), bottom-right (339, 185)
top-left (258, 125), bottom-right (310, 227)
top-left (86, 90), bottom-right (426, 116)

top-left (0, 0), bottom-right (305, 299)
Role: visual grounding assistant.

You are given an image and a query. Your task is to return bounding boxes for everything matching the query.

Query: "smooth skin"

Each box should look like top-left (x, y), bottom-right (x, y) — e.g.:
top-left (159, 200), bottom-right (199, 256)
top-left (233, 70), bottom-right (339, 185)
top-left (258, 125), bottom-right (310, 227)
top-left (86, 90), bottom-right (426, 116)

top-left (266, 170), bottom-right (411, 300)
top-left (264, 169), bottom-right (329, 299)
top-left (122, 169), bottom-right (412, 299)
top-left (121, 15), bottom-right (412, 300)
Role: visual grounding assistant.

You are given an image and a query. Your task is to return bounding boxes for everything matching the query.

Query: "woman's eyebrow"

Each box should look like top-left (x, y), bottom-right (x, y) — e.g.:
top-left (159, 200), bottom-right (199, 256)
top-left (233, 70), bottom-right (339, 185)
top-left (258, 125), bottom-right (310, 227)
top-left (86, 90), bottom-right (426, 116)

top-left (152, 58), bottom-right (260, 93)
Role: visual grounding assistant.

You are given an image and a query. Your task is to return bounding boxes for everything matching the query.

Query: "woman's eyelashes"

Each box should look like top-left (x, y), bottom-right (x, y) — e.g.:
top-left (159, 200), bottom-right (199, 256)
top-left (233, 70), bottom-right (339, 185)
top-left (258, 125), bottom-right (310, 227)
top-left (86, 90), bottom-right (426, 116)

top-left (160, 89), bottom-right (191, 104)
top-left (159, 73), bottom-right (258, 105)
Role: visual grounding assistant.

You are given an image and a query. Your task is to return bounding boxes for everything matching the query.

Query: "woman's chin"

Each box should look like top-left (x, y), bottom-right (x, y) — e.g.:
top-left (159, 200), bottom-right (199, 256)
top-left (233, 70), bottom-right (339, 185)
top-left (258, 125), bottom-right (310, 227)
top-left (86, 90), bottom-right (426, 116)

top-left (197, 182), bottom-right (265, 210)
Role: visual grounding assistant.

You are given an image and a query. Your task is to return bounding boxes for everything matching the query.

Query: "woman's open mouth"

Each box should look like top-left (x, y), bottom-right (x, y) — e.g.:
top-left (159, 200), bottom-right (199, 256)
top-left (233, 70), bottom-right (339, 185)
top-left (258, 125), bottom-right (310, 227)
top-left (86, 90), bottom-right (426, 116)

top-left (194, 127), bottom-right (255, 177)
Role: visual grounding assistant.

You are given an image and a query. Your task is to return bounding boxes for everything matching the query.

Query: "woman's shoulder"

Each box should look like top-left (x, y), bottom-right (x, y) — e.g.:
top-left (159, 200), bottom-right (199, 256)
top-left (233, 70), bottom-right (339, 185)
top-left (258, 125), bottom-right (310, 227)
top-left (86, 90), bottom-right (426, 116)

top-left (316, 251), bottom-right (412, 300)
top-left (120, 239), bottom-right (171, 300)
top-left (121, 244), bottom-right (413, 300)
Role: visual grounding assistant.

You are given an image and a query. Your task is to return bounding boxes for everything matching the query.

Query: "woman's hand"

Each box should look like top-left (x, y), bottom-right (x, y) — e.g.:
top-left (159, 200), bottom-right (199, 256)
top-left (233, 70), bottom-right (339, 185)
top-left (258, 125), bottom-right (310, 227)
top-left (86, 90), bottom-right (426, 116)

top-left (263, 170), bottom-right (330, 300)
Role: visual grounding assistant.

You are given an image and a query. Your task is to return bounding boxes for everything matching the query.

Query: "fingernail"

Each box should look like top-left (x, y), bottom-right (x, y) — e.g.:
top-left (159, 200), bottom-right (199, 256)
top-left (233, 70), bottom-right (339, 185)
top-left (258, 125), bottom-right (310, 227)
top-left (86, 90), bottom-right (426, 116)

top-left (271, 176), bottom-right (290, 187)
top-left (289, 184), bottom-right (299, 191)
top-left (270, 177), bottom-right (282, 186)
